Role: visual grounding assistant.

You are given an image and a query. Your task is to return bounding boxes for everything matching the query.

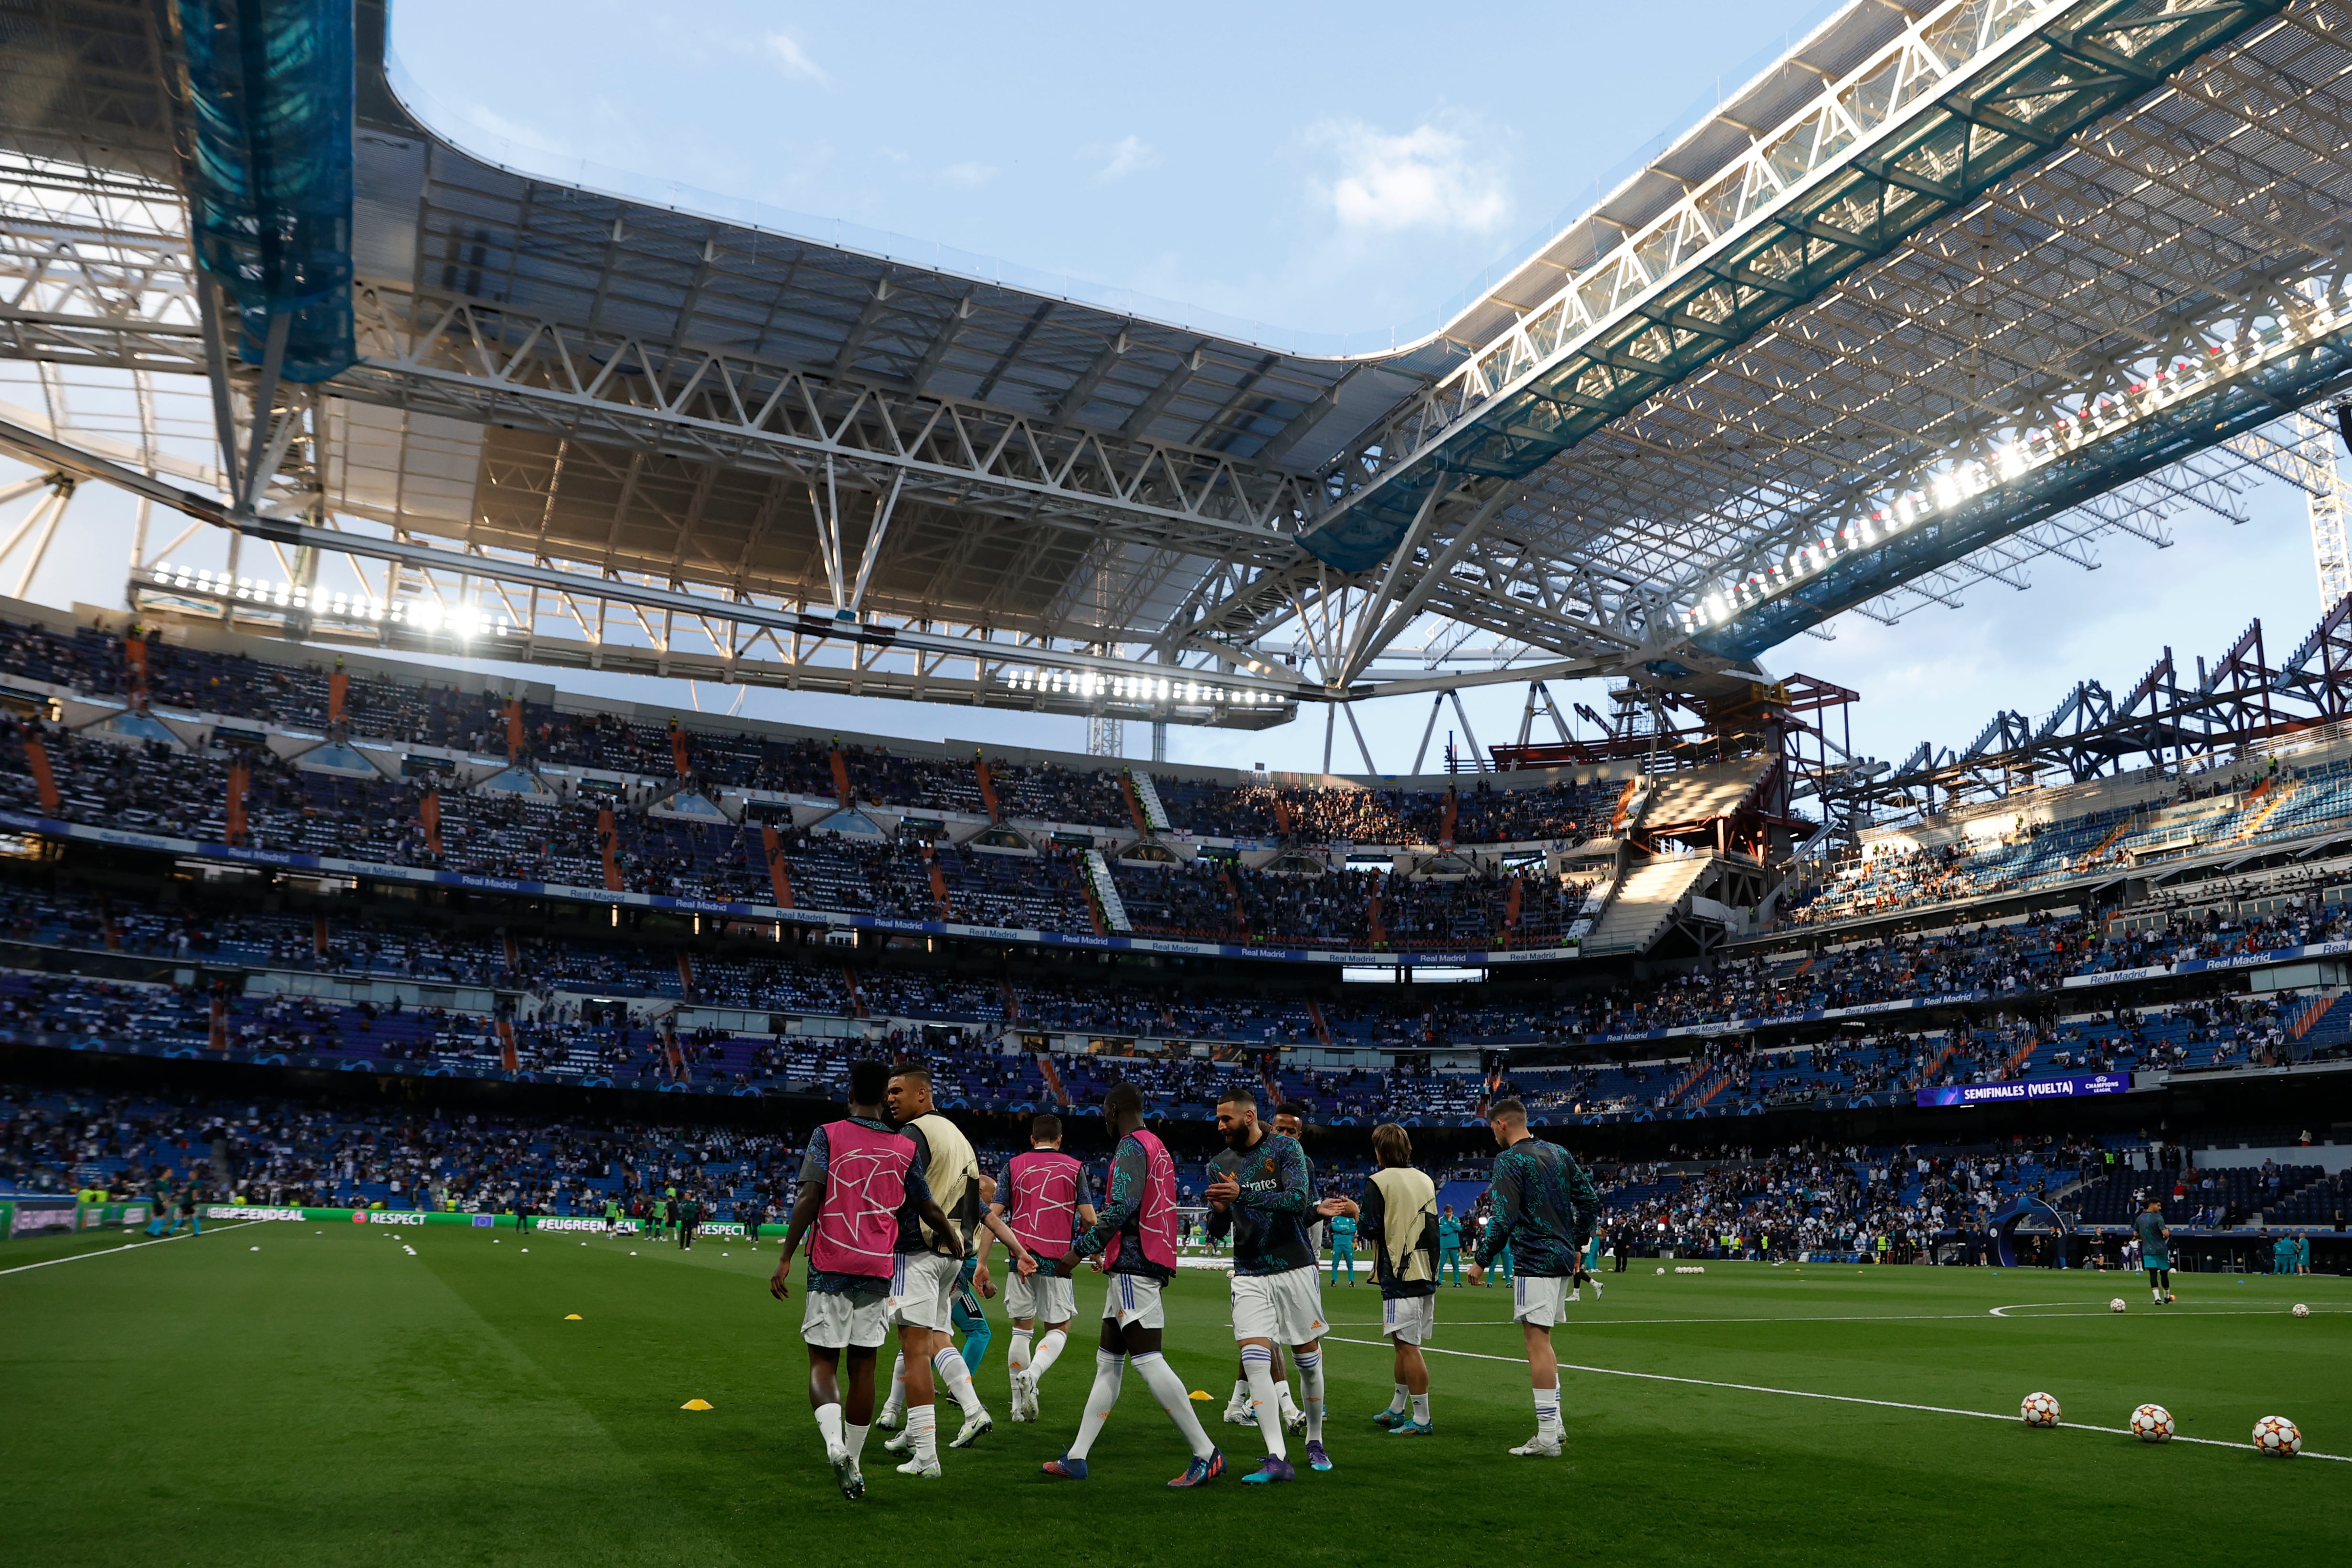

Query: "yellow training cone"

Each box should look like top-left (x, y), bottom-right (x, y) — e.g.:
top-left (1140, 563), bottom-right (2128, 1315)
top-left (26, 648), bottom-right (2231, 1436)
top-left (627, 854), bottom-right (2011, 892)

top-left (681, 1399), bottom-right (714, 1411)
top-left (564, 1314), bottom-right (583, 1320)
top-left (1189, 1389), bottom-right (1212, 1401)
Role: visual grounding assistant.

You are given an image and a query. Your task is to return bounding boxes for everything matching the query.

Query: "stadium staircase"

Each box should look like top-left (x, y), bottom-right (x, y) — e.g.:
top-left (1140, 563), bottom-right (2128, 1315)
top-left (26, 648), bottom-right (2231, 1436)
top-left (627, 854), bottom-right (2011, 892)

top-left (926, 851), bottom-right (953, 920)
top-left (974, 757), bottom-right (1003, 823)
top-left (1083, 850), bottom-right (1132, 931)
top-left (2296, 993), bottom-right (2352, 1048)
top-left (1661, 1060), bottom-right (1711, 1106)
top-left (1581, 853), bottom-right (1720, 956)
top-left (2230, 777), bottom-right (2299, 843)
top-left (2286, 992), bottom-right (2333, 1041)
top-left (1033, 1052), bottom-right (1072, 1107)
top-left (1131, 771), bottom-right (1172, 831)
top-left (1306, 1000), bottom-right (1334, 1047)
top-left (1633, 756), bottom-right (1773, 842)
top-left (1119, 776), bottom-right (1151, 834)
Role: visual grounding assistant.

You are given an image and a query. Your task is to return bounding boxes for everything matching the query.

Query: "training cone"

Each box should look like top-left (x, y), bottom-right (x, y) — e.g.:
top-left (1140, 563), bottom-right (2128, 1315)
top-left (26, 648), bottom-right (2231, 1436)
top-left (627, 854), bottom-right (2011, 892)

top-left (681, 1399), bottom-right (714, 1411)
top-left (564, 1314), bottom-right (583, 1320)
top-left (1189, 1389), bottom-right (1212, 1401)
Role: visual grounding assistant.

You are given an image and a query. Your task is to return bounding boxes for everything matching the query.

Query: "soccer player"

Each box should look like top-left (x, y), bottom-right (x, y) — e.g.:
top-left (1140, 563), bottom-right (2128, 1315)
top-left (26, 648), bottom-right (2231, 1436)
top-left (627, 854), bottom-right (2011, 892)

top-left (1570, 1229), bottom-right (1603, 1301)
top-left (1207, 1085), bottom-right (1329, 1482)
top-left (1465, 1098), bottom-right (1599, 1457)
top-left (1220, 1105), bottom-right (1310, 1432)
top-left (981, 1113), bottom-right (1097, 1423)
top-left (873, 1064), bottom-right (1038, 1476)
top-left (1041, 1083), bottom-right (1224, 1486)
top-left (951, 1253), bottom-right (993, 1374)
top-left (1323, 1122), bottom-right (1440, 1436)
top-left (771, 1058), bottom-right (958, 1501)
top-left (1438, 1204), bottom-right (1463, 1286)
top-left (2135, 1198), bottom-right (2174, 1305)
top-left (603, 1195), bottom-right (622, 1236)
top-left (145, 1168), bottom-right (175, 1237)
top-left (677, 1191), bottom-right (699, 1251)
top-left (1327, 1209), bottom-right (1358, 1286)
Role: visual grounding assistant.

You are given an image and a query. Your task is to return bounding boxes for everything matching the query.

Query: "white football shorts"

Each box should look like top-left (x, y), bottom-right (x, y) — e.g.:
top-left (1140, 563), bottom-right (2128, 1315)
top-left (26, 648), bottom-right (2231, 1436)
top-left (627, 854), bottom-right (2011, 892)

top-left (886, 1251), bottom-right (960, 1332)
top-left (801, 1285), bottom-right (889, 1349)
top-left (1511, 1273), bottom-right (1572, 1326)
top-left (1230, 1265), bottom-right (1326, 1344)
top-left (1006, 1269), bottom-right (1078, 1324)
top-left (1381, 1293), bottom-right (1437, 1345)
top-left (1101, 1271), bottom-right (1166, 1329)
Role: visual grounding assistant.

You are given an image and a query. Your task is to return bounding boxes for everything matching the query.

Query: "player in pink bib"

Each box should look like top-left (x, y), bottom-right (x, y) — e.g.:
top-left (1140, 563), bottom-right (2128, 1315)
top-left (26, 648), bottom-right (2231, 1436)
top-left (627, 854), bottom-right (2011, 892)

top-left (1039, 1084), bottom-right (1222, 1488)
top-left (773, 1059), bottom-right (958, 1500)
top-left (979, 1113), bottom-right (1097, 1422)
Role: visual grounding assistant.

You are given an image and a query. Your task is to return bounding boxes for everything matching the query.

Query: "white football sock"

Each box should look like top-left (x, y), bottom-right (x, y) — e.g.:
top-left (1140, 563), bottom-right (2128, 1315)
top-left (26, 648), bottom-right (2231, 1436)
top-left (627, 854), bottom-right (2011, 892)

top-left (1068, 1349), bottom-right (1124, 1460)
top-left (1411, 1392), bottom-right (1430, 1423)
top-left (1229, 1377), bottom-right (1250, 1407)
top-left (1135, 1349), bottom-right (1215, 1460)
top-left (1031, 1327), bottom-right (1069, 1381)
top-left (814, 1401), bottom-right (845, 1457)
top-left (845, 1419), bottom-right (869, 1469)
top-left (1533, 1384), bottom-right (1561, 1436)
top-left (933, 1346), bottom-right (985, 1419)
top-left (881, 1352), bottom-right (906, 1420)
top-left (1387, 1381), bottom-right (1410, 1414)
top-left (1008, 1328), bottom-right (1034, 1378)
top-left (1297, 1349), bottom-right (1325, 1442)
top-left (1242, 1345), bottom-right (1288, 1460)
top-left (908, 1404), bottom-right (938, 1464)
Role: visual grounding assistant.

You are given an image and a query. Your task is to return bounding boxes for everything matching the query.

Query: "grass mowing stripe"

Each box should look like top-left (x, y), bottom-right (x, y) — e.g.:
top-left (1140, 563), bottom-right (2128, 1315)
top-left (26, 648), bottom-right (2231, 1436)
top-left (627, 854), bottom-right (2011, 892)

top-left (0, 1219), bottom-right (262, 1275)
top-left (1322, 1334), bottom-right (2350, 1463)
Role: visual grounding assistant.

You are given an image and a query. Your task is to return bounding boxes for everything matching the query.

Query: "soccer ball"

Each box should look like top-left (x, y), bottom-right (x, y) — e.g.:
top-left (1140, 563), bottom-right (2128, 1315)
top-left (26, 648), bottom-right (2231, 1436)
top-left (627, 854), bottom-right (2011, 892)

top-left (2292, 1303), bottom-right (2310, 1318)
top-left (1656, 1266), bottom-right (1665, 1275)
top-left (2109, 1298), bottom-right (2127, 1313)
top-left (2130, 1403), bottom-right (2174, 1443)
top-left (2252, 1416), bottom-right (2302, 1457)
top-left (2021, 1391), bottom-right (2061, 1428)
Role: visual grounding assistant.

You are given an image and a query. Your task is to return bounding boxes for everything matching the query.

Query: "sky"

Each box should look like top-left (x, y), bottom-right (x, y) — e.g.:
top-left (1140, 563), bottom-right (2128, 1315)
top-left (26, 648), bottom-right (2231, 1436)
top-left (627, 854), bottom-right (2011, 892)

top-left (6, 0), bottom-right (2338, 779)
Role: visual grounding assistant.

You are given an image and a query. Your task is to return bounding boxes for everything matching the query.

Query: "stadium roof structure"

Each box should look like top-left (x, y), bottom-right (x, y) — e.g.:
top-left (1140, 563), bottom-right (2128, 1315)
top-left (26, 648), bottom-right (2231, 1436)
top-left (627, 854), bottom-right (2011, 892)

top-left (2, 0), bottom-right (2352, 754)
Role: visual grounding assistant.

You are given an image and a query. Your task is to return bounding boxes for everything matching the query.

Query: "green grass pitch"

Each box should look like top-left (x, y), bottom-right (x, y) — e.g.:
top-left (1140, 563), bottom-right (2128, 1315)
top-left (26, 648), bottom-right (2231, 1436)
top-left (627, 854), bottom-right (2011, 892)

top-left (3, 1219), bottom-right (2345, 1566)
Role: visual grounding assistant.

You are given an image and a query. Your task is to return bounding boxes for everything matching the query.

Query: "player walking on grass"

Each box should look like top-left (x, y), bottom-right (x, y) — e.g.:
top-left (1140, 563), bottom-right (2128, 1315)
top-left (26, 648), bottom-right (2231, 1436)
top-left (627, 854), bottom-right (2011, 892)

top-left (873, 1064), bottom-right (1038, 1476)
top-left (1323, 1123), bottom-right (1441, 1436)
top-left (1570, 1231), bottom-right (1603, 1302)
top-left (144, 1168), bottom-right (174, 1236)
top-left (1220, 1105), bottom-right (1311, 1433)
top-left (1208, 1085), bottom-right (1330, 1483)
top-left (1438, 1205), bottom-right (1463, 1286)
top-left (1465, 1098), bottom-right (1598, 1458)
top-left (2135, 1198), bottom-right (2175, 1305)
top-left (1041, 1083), bottom-right (1225, 1487)
top-left (950, 1253), bottom-right (992, 1373)
top-left (771, 1059), bottom-right (958, 1501)
top-left (981, 1113), bottom-right (1096, 1424)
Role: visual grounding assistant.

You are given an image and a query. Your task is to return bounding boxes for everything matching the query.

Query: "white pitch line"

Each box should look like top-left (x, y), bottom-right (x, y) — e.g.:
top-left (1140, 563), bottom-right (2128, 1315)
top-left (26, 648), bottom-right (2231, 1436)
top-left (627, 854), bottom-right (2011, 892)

top-left (0, 1219), bottom-right (262, 1276)
top-left (1321, 1335), bottom-right (2347, 1463)
top-left (1323, 1304), bottom-right (2338, 1330)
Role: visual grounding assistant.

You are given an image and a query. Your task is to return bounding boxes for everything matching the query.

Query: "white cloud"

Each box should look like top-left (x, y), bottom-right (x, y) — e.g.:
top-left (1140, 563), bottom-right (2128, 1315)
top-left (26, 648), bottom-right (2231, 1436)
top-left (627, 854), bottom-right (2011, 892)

top-left (940, 161), bottom-right (998, 188)
top-left (1311, 116), bottom-right (1508, 235)
top-left (1096, 135), bottom-right (1157, 183)
top-left (763, 32), bottom-right (827, 85)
